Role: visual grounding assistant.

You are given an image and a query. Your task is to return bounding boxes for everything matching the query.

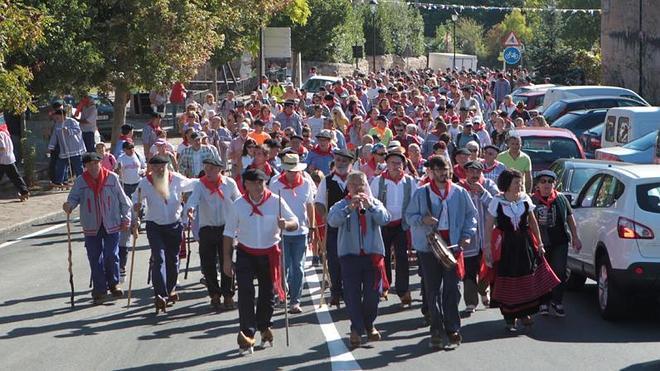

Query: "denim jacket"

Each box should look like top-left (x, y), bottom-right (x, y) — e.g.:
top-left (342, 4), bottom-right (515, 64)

top-left (327, 197), bottom-right (391, 257)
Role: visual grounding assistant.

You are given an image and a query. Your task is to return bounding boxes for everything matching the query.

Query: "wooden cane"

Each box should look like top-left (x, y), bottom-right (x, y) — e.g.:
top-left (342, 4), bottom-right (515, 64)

top-left (184, 217), bottom-right (192, 279)
top-left (126, 188), bottom-right (141, 308)
top-left (318, 189), bottom-right (330, 308)
top-left (66, 212), bottom-right (75, 307)
top-left (279, 190), bottom-right (290, 347)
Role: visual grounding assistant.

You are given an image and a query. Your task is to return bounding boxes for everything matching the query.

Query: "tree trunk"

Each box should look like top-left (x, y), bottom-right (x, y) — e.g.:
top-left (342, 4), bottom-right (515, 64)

top-left (110, 85), bottom-right (129, 153)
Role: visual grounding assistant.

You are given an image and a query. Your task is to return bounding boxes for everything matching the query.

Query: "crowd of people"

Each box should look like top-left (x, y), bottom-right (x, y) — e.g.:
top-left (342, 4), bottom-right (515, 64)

top-left (57, 65), bottom-right (583, 352)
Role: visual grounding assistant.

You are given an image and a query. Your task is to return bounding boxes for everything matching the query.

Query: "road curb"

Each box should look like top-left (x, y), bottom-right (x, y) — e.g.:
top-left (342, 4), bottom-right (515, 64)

top-left (0, 210), bottom-right (69, 241)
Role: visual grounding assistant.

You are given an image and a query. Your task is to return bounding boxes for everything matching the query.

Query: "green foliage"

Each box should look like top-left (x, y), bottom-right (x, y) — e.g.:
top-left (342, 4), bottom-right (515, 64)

top-left (432, 18), bottom-right (487, 59)
top-left (362, 2), bottom-right (425, 57)
top-left (20, 129), bottom-right (36, 186)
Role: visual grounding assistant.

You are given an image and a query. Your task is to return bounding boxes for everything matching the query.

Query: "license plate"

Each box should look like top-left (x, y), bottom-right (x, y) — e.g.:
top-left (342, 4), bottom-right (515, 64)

top-left (98, 115), bottom-right (109, 120)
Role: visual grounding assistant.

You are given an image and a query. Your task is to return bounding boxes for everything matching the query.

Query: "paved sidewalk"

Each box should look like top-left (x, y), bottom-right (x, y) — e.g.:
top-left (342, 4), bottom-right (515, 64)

top-left (0, 188), bottom-right (71, 241)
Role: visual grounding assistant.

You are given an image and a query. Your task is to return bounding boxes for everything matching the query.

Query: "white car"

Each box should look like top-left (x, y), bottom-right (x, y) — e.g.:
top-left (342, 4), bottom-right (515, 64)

top-left (567, 164), bottom-right (660, 319)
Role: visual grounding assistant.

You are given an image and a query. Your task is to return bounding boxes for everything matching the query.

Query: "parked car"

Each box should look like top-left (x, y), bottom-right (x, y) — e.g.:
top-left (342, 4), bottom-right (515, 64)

top-left (517, 127), bottom-right (585, 178)
top-left (512, 91), bottom-right (545, 110)
top-left (543, 96), bottom-right (646, 124)
top-left (301, 75), bottom-right (342, 99)
top-left (580, 123), bottom-right (604, 159)
top-left (601, 107), bottom-right (660, 149)
top-left (568, 165), bottom-right (660, 319)
top-left (510, 83), bottom-right (557, 96)
top-left (551, 108), bottom-right (608, 138)
top-left (548, 159), bottom-right (632, 204)
top-left (595, 129), bottom-right (660, 164)
top-left (542, 86), bottom-right (649, 110)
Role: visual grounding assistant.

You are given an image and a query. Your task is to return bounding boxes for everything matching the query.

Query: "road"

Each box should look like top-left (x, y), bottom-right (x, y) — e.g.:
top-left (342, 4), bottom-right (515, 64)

top-left (1, 219), bottom-right (660, 371)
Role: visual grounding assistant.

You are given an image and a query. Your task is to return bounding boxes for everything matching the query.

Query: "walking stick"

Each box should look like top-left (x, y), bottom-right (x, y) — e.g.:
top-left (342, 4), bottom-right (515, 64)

top-left (278, 191), bottom-right (290, 347)
top-left (66, 213), bottom-right (75, 308)
top-left (126, 188), bottom-right (141, 308)
top-left (147, 256), bottom-right (152, 284)
top-left (184, 217), bottom-right (192, 279)
top-left (318, 190), bottom-right (330, 308)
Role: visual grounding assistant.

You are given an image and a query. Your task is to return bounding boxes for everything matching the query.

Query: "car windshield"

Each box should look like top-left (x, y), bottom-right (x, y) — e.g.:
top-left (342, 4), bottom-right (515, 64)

top-left (637, 182), bottom-right (660, 213)
top-left (552, 113), bottom-right (581, 128)
top-left (623, 130), bottom-right (658, 151)
top-left (513, 95), bottom-right (528, 105)
top-left (302, 79), bottom-right (333, 93)
top-left (569, 168), bottom-right (598, 193)
top-left (522, 136), bottom-right (582, 164)
top-left (542, 102), bottom-right (567, 121)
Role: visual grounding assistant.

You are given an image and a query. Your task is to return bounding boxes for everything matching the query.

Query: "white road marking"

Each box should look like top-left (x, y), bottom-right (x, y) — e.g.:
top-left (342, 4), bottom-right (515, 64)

top-left (0, 221), bottom-right (72, 249)
top-left (304, 261), bottom-right (361, 371)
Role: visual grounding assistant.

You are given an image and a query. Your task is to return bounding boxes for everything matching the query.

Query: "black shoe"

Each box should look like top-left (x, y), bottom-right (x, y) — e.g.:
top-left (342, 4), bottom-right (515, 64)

top-left (551, 302), bottom-right (566, 317)
top-left (120, 267), bottom-right (126, 277)
top-left (312, 256), bottom-right (320, 267)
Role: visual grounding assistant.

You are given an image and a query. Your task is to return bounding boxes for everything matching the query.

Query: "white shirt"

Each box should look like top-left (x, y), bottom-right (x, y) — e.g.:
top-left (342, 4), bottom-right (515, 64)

top-left (475, 129), bottom-right (492, 147)
top-left (370, 175), bottom-right (418, 222)
top-left (134, 172), bottom-right (197, 225)
top-left (224, 193), bottom-right (298, 249)
top-left (270, 176), bottom-right (316, 236)
top-left (307, 116), bottom-right (325, 137)
top-left (184, 175), bottom-right (241, 228)
top-left (448, 125), bottom-right (462, 141)
top-left (488, 194), bottom-right (535, 231)
top-left (176, 142), bottom-right (189, 157)
top-left (192, 150), bottom-right (203, 177)
top-left (117, 152), bottom-right (145, 184)
top-left (313, 173), bottom-right (348, 209)
top-left (0, 131), bottom-right (15, 165)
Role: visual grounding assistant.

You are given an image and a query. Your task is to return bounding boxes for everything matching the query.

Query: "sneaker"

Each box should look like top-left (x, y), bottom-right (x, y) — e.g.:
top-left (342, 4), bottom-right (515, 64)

top-left (481, 294), bottom-right (490, 307)
top-left (539, 304), bottom-right (549, 316)
top-left (289, 304), bottom-right (303, 314)
top-left (551, 303), bottom-right (566, 317)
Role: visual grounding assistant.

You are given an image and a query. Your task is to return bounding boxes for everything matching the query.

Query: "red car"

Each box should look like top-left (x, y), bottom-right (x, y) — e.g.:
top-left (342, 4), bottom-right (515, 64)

top-left (516, 127), bottom-right (586, 177)
top-left (513, 91), bottom-right (545, 110)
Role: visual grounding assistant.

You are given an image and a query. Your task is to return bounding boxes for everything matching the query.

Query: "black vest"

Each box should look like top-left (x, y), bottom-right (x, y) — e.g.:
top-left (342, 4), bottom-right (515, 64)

top-left (326, 176), bottom-right (347, 210)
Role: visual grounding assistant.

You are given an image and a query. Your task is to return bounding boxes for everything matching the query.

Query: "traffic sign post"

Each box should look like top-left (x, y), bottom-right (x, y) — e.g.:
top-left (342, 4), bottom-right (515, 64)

top-left (502, 32), bottom-right (522, 71)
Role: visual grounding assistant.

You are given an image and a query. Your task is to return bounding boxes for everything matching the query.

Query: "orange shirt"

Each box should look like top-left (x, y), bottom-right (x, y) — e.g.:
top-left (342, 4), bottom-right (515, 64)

top-left (248, 131), bottom-right (271, 145)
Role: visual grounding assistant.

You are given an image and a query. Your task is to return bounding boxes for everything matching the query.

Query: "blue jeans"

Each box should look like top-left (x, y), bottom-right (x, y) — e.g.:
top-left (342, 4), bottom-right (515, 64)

top-left (283, 234), bottom-right (307, 305)
top-left (418, 251), bottom-right (461, 334)
top-left (84, 225), bottom-right (120, 295)
top-left (55, 155), bottom-right (83, 184)
top-left (340, 255), bottom-right (380, 335)
top-left (82, 131), bottom-right (95, 153)
top-left (146, 221), bottom-right (182, 298)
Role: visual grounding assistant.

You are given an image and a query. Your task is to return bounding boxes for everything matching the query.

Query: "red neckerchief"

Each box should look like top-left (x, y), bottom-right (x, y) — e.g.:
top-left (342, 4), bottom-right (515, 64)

top-left (119, 135), bottom-right (132, 143)
top-left (482, 160), bottom-right (500, 174)
top-left (148, 121), bottom-right (160, 130)
top-left (312, 145), bottom-right (332, 156)
top-left (199, 175), bottom-right (224, 200)
top-left (243, 190), bottom-right (272, 216)
top-left (277, 172), bottom-right (303, 197)
top-left (333, 171), bottom-right (348, 182)
top-left (345, 194), bottom-right (367, 237)
top-left (82, 168), bottom-right (109, 199)
top-left (249, 162), bottom-right (273, 177)
top-left (459, 176), bottom-right (484, 193)
top-left (182, 138), bottom-right (189, 146)
top-left (0, 123), bottom-right (8, 133)
top-left (430, 180), bottom-right (451, 200)
top-left (534, 189), bottom-right (559, 209)
top-left (382, 170), bottom-right (404, 184)
top-left (147, 173), bottom-right (173, 204)
top-left (453, 164), bottom-right (466, 180)
top-left (367, 157), bottom-right (378, 171)
top-left (295, 145), bottom-right (307, 156)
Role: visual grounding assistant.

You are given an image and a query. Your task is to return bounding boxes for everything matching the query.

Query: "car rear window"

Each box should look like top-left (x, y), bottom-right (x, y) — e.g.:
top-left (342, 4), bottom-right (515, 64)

top-left (302, 79), bottom-right (332, 93)
top-left (569, 168), bottom-right (598, 193)
top-left (617, 117), bottom-right (631, 144)
top-left (605, 116), bottom-right (616, 142)
top-left (522, 136), bottom-right (582, 164)
top-left (637, 182), bottom-right (660, 213)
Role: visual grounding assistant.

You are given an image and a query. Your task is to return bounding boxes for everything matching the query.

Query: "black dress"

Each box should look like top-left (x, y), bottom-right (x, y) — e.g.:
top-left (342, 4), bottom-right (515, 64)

top-left (490, 199), bottom-right (559, 320)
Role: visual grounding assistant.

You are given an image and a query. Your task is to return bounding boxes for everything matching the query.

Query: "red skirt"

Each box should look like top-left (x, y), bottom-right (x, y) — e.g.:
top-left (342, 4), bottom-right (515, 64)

top-left (491, 255), bottom-right (559, 307)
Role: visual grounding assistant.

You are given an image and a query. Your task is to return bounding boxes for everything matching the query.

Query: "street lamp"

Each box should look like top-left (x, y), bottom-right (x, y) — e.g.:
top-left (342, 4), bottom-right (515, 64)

top-left (451, 13), bottom-right (458, 71)
top-left (370, 0), bottom-right (378, 73)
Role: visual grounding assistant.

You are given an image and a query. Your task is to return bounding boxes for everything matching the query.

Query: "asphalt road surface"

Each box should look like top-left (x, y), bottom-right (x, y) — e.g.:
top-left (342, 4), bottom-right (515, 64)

top-left (1, 219), bottom-right (660, 371)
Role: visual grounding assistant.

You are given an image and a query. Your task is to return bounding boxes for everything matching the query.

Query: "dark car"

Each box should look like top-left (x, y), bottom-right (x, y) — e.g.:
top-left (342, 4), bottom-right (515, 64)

top-left (67, 95), bottom-right (115, 140)
top-left (551, 108), bottom-right (607, 138)
top-left (517, 127), bottom-right (585, 178)
top-left (512, 91), bottom-right (545, 110)
top-left (549, 159), bottom-right (633, 204)
top-left (542, 96), bottom-right (647, 124)
top-left (580, 123), bottom-right (604, 159)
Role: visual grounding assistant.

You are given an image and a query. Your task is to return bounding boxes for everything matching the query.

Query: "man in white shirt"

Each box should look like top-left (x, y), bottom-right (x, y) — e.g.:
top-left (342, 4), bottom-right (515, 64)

top-left (185, 158), bottom-right (241, 310)
top-left (370, 148), bottom-right (418, 307)
top-left (133, 155), bottom-right (197, 313)
top-left (270, 154), bottom-right (316, 314)
top-left (223, 168), bottom-right (298, 352)
top-left (116, 141), bottom-right (146, 278)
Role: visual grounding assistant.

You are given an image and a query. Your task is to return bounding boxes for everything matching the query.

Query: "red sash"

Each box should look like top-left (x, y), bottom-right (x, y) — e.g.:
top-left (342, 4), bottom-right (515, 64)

top-left (238, 243), bottom-right (286, 300)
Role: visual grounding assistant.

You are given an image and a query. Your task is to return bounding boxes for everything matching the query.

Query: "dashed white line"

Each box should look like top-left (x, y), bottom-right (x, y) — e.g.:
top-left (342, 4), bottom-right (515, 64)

top-left (304, 261), bottom-right (361, 371)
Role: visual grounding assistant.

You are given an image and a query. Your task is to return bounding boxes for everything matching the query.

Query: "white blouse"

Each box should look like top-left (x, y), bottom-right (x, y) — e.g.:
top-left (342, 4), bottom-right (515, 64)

top-left (488, 194), bottom-right (536, 231)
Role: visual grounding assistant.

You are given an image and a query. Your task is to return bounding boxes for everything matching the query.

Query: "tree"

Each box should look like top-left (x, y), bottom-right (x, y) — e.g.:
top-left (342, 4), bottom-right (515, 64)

top-left (484, 9), bottom-right (532, 67)
top-left (433, 18), bottom-right (487, 59)
top-left (363, 2), bottom-right (425, 58)
top-left (0, 1), bottom-right (49, 114)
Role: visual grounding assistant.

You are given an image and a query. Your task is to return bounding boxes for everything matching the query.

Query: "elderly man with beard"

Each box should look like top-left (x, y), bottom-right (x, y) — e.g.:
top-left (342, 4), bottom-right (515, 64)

top-left (133, 155), bottom-right (197, 313)
top-left (314, 148), bottom-right (356, 308)
top-left (405, 156), bottom-right (477, 350)
top-left (457, 161), bottom-right (499, 313)
top-left (63, 152), bottom-right (132, 304)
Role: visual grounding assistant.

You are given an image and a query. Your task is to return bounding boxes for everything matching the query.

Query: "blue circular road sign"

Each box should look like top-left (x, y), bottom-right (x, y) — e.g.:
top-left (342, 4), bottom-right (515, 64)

top-left (503, 47), bottom-right (521, 65)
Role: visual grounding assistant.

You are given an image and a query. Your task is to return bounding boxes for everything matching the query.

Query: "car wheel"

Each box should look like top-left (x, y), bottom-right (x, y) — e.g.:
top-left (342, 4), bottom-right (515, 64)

top-left (597, 255), bottom-right (626, 320)
top-left (565, 268), bottom-right (586, 290)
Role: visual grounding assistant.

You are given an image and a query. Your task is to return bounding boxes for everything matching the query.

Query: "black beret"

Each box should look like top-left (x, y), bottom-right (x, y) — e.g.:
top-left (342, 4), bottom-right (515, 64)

top-left (148, 155), bottom-right (169, 164)
top-left (203, 158), bottom-right (224, 167)
top-left (464, 160), bottom-right (484, 170)
top-left (82, 152), bottom-right (102, 164)
top-left (242, 168), bottom-right (268, 182)
top-left (122, 141), bottom-right (135, 149)
top-left (455, 148), bottom-right (471, 156)
top-left (483, 145), bottom-right (501, 153)
top-left (333, 148), bottom-right (355, 161)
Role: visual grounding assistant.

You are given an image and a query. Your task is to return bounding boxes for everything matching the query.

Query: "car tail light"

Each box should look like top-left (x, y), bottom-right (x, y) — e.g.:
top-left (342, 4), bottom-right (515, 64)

top-left (596, 151), bottom-right (619, 162)
top-left (618, 217), bottom-right (654, 239)
top-left (589, 137), bottom-right (601, 149)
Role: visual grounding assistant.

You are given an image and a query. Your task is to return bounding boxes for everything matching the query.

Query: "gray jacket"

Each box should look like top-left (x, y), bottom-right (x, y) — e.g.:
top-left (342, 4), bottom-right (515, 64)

top-left (327, 197), bottom-right (391, 257)
top-left (67, 171), bottom-right (132, 236)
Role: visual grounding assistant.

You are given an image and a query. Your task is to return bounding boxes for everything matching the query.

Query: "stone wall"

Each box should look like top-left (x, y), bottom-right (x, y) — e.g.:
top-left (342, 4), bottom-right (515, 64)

top-left (601, 0), bottom-right (660, 104)
top-left (302, 55), bottom-right (428, 77)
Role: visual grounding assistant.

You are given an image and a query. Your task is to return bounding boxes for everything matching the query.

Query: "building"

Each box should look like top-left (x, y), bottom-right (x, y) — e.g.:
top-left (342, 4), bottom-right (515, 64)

top-left (601, 0), bottom-right (660, 105)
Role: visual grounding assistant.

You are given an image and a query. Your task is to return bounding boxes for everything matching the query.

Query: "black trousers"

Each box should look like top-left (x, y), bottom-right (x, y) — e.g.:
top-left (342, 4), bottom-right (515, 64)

top-left (199, 225), bottom-right (234, 297)
top-left (0, 163), bottom-right (28, 195)
top-left (236, 248), bottom-right (274, 338)
top-left (382, 224), bottom-right (409, 295)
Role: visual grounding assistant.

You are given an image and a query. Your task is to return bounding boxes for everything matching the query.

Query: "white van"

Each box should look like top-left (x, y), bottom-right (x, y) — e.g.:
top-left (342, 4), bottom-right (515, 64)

top-left (543, 86), bottom-right (648, 110)
top-left (601, 107), bottom-right (660, 148)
